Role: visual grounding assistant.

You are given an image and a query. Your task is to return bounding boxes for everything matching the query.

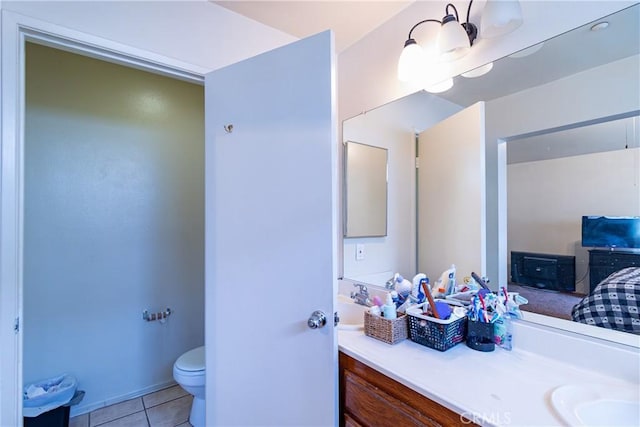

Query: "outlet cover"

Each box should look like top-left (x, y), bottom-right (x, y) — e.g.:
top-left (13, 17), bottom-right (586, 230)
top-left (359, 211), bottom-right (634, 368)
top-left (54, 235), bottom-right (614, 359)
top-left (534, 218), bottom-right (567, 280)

top-left (356, 244), bottom-right (365, 261)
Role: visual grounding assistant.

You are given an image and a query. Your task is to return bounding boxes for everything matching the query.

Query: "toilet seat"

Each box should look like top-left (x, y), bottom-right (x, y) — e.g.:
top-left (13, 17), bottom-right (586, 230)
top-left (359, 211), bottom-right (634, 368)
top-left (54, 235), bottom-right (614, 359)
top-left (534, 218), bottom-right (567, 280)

top-left (175, 346), bottom-right (204, 372)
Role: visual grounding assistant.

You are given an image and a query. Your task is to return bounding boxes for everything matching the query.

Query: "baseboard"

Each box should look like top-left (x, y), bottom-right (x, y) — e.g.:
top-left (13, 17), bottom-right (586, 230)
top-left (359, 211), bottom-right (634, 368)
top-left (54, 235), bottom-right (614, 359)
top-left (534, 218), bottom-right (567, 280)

top-left (69, 379), bottom-right (178, 417)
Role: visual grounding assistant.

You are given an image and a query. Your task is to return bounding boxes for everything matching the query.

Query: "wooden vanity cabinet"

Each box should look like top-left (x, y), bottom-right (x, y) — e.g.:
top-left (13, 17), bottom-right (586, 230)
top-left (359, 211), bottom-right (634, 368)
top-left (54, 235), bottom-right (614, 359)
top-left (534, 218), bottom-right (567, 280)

top-left (339, 352), bottom-right (476, 427)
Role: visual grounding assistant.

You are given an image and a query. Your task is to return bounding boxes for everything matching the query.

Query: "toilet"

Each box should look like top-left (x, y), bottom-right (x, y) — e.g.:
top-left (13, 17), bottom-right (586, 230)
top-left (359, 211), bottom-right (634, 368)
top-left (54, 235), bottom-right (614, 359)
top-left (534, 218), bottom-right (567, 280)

top-left (173, 346), bottom-right (205, 427)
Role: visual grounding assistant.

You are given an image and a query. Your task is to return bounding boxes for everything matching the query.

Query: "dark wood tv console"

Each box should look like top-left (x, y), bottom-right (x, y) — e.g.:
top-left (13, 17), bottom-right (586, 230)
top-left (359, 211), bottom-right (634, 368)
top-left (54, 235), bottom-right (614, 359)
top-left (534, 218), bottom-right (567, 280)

top-left (588, 249), bottom-right (640, 293)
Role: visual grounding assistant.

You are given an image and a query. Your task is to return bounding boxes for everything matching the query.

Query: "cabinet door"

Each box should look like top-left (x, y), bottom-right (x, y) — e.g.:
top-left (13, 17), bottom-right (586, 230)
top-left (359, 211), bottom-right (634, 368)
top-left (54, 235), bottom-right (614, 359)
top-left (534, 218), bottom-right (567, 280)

top-left (340, 352), bottom-right (475, 426)
top-left (417, 102), bottom-right (486, 280)
top-left (344, 413), bottom-right (363, 427)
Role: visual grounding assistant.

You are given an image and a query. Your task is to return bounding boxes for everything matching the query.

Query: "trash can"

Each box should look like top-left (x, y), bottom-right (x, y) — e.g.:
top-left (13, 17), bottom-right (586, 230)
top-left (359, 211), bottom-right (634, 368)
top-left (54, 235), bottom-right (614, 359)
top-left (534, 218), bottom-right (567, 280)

top-left (23, 374), bottom-right (84, 427)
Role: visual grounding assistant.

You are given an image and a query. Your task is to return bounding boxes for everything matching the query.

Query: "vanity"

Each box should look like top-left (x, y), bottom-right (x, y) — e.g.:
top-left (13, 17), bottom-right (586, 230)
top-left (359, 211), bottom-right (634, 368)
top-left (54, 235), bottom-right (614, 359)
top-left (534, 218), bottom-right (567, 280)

top-left (338, 4), bottom-right (640, 425)
top-left (339, 351), bottom-right (474, 426)
top-left (338, 315), bottom-right (639, 427)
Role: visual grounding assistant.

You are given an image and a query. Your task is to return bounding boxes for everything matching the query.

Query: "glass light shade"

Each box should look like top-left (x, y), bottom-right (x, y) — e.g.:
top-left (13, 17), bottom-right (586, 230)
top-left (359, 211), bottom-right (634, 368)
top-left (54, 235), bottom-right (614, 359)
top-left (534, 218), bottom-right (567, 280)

top-left (508, 42), bottom-right (544, 59)
top-left (481, 0), bottom-right (523, 39)
top-left (437, 19), bottom-right (471, 61)
top-left (424, 78), bottom-right (454, 93)
top-left (461, 62), bottom-right (494, 78)
top-left (398, 40), bottom-right (426, 82)
top-left (423, 60), bottom-right (453, 93)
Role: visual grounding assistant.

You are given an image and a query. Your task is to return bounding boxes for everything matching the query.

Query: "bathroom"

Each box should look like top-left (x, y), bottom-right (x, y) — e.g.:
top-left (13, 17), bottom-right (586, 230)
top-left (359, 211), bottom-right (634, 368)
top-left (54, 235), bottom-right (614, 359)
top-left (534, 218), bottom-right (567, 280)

top-left (22, 39), bottom-right (206, 426)
top-left (1, 1), bottom-right (639, 427)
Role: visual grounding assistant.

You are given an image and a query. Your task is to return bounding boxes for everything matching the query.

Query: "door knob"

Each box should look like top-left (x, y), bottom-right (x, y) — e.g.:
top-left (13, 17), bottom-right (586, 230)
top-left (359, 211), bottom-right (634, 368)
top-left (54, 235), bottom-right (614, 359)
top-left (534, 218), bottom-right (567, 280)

top-left (307, 310), bottom-right (327, 329)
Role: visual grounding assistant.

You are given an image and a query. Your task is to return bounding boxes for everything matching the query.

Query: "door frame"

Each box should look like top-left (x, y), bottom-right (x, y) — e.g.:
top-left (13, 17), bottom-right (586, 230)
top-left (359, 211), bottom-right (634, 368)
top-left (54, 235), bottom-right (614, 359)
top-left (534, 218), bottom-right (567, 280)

top-left (0, 11), bottom-right (206, 425)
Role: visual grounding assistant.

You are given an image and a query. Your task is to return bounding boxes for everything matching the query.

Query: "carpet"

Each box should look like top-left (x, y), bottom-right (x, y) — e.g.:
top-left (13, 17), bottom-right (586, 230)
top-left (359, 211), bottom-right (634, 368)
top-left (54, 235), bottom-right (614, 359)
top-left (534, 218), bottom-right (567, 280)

top-left (508, 283), bottom-right (586, 320)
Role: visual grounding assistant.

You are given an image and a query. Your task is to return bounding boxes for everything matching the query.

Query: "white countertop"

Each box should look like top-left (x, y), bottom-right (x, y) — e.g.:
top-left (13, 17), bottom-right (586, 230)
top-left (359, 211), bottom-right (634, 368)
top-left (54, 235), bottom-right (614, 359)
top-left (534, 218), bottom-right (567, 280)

top-left (338, 326), bottom-right (639, 427)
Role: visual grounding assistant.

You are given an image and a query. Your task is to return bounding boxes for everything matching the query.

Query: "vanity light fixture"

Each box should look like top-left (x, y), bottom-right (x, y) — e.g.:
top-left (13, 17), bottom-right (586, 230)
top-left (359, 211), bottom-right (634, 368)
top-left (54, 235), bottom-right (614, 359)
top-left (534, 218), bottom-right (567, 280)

top-left (398, 0), bottom-right (523, 88)
top-left (590, 21), bottom-right (609, 32)
top-left (461, 61), bottom-right (494, 78)
top-left (508, 41), bottom-right (544, 59)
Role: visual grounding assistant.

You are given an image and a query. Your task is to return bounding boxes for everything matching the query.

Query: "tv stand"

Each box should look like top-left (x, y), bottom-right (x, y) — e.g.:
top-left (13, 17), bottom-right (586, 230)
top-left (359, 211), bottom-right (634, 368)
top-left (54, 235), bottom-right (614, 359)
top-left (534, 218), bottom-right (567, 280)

top-left (588, 249), bottom-right (640, 293)
top-left (511, 251), bottom-right (575, 292)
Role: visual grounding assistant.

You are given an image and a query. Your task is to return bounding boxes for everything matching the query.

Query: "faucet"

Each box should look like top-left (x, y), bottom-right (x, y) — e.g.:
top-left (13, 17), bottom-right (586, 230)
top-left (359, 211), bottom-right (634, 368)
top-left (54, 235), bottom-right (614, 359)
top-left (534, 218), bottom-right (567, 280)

top-left (385, 276), bottom-right (396, 290)
top-left (350, 283), bottom-right (372, 307)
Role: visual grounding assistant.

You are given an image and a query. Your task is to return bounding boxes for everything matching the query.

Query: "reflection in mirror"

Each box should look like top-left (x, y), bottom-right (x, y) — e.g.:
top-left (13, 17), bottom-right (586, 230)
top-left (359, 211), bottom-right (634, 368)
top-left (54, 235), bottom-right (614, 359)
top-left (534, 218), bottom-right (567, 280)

top-left (341, 4), bottom-right (640, 341)
top-left (343, 141), bottom-right (388, 238)
top-left (342, 92), bottom-right (461, 286)
top-left (506, 115), bottom-right (640, 325)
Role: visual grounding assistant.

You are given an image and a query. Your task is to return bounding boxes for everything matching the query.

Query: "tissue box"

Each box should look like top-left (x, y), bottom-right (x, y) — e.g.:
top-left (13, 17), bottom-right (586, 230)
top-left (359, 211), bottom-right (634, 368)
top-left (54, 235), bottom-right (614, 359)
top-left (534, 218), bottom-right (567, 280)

top-left (406, 302), bottom-right (467, 351)
top-left (364, 311), bottom-right (408, 344)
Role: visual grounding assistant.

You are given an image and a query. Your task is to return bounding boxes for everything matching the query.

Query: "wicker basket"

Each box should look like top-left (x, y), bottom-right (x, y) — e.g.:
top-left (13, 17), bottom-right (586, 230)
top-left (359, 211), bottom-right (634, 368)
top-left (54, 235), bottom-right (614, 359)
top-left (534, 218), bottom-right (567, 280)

top-left (406, 302), bottom-right (467, 351)
top-left (364, 311), bottom-right (408, 344)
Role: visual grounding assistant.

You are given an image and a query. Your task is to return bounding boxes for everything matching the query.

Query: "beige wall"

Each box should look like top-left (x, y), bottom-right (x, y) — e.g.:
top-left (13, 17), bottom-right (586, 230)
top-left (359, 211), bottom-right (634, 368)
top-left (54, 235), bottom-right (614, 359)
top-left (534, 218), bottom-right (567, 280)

top-left (507, 147), bottom-right (640, 294)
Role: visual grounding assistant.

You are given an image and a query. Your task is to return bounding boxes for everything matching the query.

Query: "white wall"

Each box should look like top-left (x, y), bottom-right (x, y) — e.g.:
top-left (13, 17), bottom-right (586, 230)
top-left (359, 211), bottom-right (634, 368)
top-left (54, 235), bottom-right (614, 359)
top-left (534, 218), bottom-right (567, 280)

top-left (2, 0), bottom-right (296, 71)
top-left (342, 91), bottom-right (462, 285)
top-left (508, 148), bottom-right (640, 294)
top-left (487, 54), bottom-right (640, 285)
top-left (24, 43), bottom-right (205, 415)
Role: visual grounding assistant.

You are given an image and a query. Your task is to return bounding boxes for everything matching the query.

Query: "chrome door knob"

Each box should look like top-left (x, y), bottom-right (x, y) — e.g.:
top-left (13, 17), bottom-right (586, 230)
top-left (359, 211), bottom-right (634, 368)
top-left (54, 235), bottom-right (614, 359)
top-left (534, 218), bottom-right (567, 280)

top-left (307, 310), bottom-right (327, 329)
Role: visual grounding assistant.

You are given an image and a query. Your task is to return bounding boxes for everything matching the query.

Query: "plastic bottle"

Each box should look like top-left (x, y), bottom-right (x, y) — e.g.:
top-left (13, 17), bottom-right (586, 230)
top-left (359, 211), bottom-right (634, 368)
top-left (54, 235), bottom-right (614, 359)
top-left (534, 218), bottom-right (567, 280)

top-left (494, 313), bottom-right (513, 351)
top-left (411, 273), bottom-right (427, 299)
top-left (447, 265), bottom-right (457, 295)
top-left (382, 293), bottom-right (397, 319)
top-left (395, 275), bottom-right (412, 297)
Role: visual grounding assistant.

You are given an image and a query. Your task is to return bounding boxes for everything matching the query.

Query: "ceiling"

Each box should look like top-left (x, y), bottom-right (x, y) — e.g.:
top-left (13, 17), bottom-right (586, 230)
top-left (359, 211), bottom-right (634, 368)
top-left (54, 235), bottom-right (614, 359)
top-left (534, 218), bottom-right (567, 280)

top-left (212, 0), bottom-right (414, 52)
top-left (507, 116), bottom-right (640, 164)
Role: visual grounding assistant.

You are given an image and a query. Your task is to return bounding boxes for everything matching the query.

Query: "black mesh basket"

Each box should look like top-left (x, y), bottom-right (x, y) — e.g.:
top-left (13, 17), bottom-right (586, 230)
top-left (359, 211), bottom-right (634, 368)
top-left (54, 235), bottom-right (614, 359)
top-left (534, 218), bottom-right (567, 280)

top-left (406, 303), bottom-right (467, 351)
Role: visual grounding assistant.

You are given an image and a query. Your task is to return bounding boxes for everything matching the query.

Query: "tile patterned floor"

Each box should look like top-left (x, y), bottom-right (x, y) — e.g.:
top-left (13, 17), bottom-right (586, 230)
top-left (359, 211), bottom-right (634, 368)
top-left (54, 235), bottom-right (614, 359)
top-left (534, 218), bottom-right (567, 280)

top-left (69, 385), bottom-right (193, 427)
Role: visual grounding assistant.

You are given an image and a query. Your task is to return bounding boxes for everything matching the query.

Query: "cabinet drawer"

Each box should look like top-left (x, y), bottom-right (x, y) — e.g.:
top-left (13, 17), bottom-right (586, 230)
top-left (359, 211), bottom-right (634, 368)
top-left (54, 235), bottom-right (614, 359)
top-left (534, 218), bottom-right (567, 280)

top-left (590, 252), bottom-right (640, 267)
top-left (344, 413), bottom-right (362, 427)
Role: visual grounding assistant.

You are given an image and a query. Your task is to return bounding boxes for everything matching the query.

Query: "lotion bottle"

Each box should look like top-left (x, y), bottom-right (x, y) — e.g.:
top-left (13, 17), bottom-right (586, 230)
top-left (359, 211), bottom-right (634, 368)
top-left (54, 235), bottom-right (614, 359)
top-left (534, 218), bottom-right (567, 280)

top-left (382, 293), bottom-right (397, 319)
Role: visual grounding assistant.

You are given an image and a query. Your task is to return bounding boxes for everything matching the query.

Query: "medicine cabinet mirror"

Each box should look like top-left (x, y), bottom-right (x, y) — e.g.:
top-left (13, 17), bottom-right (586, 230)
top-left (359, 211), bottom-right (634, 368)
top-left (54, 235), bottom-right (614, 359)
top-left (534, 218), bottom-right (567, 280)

top-left (341, 3), bottom-right (639, 343)
top-left (343, 141), bottom-right (388, 238)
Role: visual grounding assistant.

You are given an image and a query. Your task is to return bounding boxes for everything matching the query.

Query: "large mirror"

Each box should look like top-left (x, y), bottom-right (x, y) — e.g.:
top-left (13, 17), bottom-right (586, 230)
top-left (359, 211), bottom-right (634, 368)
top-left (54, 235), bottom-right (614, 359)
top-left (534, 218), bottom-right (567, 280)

top-left (342, 4), bottom-right (640, 340)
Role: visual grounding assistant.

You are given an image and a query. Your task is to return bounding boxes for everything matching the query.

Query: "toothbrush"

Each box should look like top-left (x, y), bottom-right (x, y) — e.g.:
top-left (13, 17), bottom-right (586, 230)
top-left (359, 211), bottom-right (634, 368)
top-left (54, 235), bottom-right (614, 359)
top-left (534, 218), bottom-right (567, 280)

top-left (471, 272), bottom-right (490, 290)
top-left (478, 293), bottom-right (489, 322)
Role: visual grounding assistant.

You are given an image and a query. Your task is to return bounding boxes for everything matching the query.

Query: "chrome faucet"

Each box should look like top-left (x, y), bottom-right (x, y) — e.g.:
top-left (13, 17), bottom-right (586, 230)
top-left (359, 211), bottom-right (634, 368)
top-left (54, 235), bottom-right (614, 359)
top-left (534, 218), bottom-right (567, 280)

top-left (385, 276), bottom-right (396, 290)
top-left (350, 283), bottom-right (372, 307)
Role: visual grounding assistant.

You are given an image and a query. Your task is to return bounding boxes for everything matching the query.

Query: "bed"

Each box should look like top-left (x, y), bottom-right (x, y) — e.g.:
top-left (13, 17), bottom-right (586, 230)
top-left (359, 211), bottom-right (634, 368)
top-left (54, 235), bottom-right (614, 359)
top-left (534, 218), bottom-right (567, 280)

top-left (571, 267), bottom-right (640, 334)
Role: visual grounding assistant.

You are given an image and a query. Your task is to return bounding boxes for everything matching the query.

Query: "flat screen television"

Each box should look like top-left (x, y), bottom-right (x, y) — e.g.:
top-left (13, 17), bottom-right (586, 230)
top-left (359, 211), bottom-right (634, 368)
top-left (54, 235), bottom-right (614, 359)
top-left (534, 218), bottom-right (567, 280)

top-left (581, 216), bottom-right (640, 249)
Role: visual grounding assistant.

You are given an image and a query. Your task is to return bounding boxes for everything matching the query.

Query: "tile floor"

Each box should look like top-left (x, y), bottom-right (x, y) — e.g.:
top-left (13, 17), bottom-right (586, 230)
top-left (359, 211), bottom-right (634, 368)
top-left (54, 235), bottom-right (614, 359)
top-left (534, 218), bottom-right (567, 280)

top-left (69, 385), bottom-right (193, 427)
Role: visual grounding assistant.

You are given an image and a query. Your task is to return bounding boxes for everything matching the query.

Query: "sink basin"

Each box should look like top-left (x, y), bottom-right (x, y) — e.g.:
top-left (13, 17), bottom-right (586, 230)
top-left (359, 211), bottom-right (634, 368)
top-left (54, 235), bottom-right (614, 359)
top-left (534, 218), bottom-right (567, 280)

top-left (336, 294), bottom-right (368, 330)
top-left (550, 384), bottom-right (640, 426)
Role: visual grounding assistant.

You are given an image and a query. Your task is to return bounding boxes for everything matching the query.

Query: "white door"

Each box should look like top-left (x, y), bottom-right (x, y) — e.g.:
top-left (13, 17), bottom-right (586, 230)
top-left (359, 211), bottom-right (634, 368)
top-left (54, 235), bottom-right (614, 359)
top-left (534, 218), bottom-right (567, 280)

top-left (204, 31), bottom-right (337, 426)
top-left (418, 102), bottom-right (486, 282)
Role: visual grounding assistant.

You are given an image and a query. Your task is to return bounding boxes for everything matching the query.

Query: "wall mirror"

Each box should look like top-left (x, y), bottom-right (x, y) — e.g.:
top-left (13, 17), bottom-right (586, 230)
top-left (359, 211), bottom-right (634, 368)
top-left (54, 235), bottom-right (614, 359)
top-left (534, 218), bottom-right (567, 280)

top-left (341, 3), bottom-right (639, 343)
top-left (343, 141), bottom-right (388, 238)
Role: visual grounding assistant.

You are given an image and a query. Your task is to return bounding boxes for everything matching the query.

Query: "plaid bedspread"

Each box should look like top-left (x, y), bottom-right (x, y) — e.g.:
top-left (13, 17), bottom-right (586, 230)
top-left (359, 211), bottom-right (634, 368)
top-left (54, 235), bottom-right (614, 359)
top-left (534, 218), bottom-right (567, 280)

top-left (571, 267), bottom-right (640, 334)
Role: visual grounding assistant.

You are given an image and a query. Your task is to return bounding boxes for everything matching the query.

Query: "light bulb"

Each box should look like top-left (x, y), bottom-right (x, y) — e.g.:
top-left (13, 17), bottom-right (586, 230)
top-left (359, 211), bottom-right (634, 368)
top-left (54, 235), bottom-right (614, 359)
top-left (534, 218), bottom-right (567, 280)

top-left (423, 60), bottom-right (454, 93)
top-left (437, 16), bottom-right (471, 61)
top-left (424, 78), bottom-right (454, 93)
top-left (398, 39), bottom-right (426, 82)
